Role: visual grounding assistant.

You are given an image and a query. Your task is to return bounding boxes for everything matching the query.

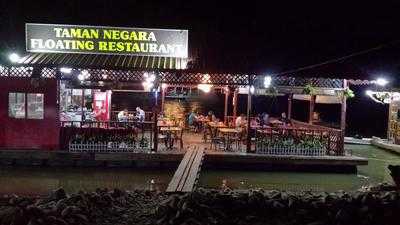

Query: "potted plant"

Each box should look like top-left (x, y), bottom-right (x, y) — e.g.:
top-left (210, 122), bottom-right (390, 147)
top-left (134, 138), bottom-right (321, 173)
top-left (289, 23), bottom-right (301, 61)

top-left (343, 87), bottom-right (355, 99)
top-left (303, 84), bottom-right (316, 95)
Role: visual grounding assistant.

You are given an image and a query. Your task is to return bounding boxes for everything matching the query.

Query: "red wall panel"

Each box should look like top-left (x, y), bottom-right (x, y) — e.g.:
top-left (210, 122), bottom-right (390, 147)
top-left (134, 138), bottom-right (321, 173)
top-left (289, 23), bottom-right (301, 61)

top-left (0, 78), bottom-right (59, 150)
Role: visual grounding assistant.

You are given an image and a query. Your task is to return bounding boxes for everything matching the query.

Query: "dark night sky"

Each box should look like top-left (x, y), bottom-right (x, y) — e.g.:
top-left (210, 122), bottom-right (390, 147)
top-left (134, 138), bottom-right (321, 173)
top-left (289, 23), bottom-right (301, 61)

top-left (1, 0), bottom-right (400, 79)
top-left (0, 0), bottom-right (399, 136)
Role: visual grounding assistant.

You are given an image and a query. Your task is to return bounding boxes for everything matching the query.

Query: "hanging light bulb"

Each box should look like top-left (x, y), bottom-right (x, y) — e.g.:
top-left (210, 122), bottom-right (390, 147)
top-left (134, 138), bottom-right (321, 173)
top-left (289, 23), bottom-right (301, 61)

top-left (198, 84), bottom-right (212, 93)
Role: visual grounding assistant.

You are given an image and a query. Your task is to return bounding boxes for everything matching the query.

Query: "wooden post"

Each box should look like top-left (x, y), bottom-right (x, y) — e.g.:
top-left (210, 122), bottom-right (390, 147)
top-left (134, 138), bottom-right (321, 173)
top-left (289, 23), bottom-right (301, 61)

top-left (246, 78), bottom-right (253, 153)
top-left (340, 79), bottom-right (348, 131)
top-left (309, 95), bottom-right (316, 124)
top-left (224, 87), bottom-right (229, 124)
top-left (233, 89), bottom-right (238, 119)
top-left (153, 107), bottom-right (159, 152)
top-left (287, 93), bottom-right (293, 120)
top-left (161, 85), bottom-right (166, 113)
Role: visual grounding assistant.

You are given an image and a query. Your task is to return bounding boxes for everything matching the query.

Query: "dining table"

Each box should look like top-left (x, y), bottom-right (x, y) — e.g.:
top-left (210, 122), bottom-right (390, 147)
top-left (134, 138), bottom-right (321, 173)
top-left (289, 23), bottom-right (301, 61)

top-left (218, 127), bottom-right (242, 151)
top-left (160, 126), bottom-right (182, 149)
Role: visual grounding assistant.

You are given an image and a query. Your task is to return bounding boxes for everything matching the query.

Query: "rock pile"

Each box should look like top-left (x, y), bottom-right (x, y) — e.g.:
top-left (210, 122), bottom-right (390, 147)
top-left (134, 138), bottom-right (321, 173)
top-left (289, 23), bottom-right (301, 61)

top-left (1, 186), bottom-right (399, 225)
top-left (156, 187), bottom-right (400, 225)
top-left (0, 188), bottom-right (167, 225)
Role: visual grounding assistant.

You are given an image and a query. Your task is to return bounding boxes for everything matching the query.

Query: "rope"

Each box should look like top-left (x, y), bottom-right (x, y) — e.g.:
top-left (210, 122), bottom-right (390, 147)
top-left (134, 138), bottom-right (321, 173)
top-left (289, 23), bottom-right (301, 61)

top-left (273, 39), bottom-right (400, 76)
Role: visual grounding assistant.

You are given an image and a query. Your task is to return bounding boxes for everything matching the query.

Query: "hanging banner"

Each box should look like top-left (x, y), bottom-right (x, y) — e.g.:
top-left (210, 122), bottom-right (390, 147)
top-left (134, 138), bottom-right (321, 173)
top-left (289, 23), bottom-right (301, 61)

top-left (26, 23), bottom-right (188, 58)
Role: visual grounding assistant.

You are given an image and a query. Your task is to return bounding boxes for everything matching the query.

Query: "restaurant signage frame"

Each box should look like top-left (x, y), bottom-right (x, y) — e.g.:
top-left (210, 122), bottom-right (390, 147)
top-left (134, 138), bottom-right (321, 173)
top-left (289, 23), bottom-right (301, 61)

top-left (26, 23), bottom-right (188, 58)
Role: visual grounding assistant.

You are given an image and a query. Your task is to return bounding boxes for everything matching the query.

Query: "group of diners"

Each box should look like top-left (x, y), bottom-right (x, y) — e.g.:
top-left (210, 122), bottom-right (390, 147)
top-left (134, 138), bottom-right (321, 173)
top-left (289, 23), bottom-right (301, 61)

top-left (186, 110), bottom-right (292, 151)
top-left (117, 107), bottom-right (146, 122)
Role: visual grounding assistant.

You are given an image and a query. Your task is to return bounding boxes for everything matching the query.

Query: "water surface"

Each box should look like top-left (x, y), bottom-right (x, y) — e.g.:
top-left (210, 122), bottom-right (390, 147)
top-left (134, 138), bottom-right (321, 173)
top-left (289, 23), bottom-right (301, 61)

top-left (0, 167), bottom-right (173, 196)
top-left (0, 145), bottom-right (399, 195)
top-left (198, 145), bottom-right (400, 192)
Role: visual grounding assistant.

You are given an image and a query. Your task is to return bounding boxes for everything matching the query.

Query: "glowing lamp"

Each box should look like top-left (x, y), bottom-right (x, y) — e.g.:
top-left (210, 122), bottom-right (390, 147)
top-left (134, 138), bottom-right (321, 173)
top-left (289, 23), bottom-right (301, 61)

top-left (8, 53), bottom-right (20, 63)
top-left (60, 67), bottom-right (72, 74)
top-left (375, 78), bottom-right (388, 86)
top-left (264, 76), bottom-right (272, 88)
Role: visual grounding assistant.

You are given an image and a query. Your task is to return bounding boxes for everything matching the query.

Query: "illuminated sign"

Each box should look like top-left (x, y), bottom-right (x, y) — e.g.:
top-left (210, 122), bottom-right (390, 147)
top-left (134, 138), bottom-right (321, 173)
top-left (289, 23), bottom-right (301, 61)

top-left (26, 23), bottom-right (188, 58)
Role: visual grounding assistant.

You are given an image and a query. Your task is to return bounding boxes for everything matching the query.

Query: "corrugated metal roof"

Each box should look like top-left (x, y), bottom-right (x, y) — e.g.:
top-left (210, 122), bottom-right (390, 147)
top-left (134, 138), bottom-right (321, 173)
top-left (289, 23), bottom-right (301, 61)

top-left (17, 53), bottom-right (188, 70)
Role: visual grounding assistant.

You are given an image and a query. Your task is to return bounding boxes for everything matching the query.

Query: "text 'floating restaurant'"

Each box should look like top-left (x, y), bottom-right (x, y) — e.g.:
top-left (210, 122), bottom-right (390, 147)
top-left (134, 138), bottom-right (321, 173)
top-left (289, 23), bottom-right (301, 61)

top-left (0, 23), bottom-right (370, 158)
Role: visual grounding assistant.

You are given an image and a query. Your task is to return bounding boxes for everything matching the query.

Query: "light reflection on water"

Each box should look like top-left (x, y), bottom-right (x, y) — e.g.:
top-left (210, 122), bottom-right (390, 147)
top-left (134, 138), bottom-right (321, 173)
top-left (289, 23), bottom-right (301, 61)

top-left (0, 167), bottom-right (173, 196)
top-left (0, 145), bottom-right (399, 195)
top-left (198, 145), bottom-right (400, 192)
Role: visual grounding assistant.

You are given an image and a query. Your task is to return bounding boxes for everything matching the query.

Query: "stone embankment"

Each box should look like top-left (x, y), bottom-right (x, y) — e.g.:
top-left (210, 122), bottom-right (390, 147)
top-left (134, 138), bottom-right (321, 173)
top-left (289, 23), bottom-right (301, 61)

top-left (0, 184), bottom-right (399, 225)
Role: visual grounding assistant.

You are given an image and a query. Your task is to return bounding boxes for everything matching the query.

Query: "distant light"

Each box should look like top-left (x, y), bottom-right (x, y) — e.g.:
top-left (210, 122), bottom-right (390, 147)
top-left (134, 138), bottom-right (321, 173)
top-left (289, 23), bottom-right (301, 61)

top-left (77, 73), bottom-right (85, 81)
top-left (142, 81), bottom-right (154, 89)
top-left (161, 83), bottom-right (168, 90)
top-left (365, 90), bottom-right (373, 96)
top-left (264, 76), bottom-right (272, 88)
top-left (81, 70), bottom-right (90, 79)
top-left (8, 53), bottom-right (20, 63)
top-left (375, 78), bottom-right (389, 86)
top-left (60, 67), bottom-right (72, 74)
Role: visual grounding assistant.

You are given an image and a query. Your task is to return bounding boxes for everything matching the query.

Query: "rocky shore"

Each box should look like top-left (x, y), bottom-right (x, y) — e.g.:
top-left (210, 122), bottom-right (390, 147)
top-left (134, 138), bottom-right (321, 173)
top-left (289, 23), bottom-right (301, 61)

top-left (1, 185), bottom-right (399, 225)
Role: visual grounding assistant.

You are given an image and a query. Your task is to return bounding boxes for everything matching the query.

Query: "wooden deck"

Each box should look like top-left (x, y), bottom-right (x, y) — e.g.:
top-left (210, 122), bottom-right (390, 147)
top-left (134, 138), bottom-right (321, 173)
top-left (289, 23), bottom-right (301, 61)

top-left (0, 133), bottom-right (367, 169)
top-left (166, 147), bottom-right (204, 192)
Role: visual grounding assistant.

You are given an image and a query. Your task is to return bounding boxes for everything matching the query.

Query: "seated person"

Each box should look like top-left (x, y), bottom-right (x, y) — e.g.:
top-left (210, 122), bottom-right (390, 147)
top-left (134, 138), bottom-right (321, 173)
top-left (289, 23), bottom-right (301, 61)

top-left (136, 107), bottom-right (146, 122)
top-left (235, 114), bottom-right (247, 128)
top-left (117, 109), bottom-right (128, 122)
top-left (260, 112), bottom-right (269, 126)
top-left (279, 112), bottom-right (291, 125)
top-left (188, 110), bottom-right (199, 132)
top-left (207, 111), bottom-right (217, 122)
top-left (250, 118), bottom-right (259, 127)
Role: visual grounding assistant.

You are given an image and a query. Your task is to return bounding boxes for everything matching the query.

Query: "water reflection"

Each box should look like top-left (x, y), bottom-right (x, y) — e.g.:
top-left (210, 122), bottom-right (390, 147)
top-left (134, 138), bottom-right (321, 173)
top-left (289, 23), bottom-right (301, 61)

top-left (0, 167), bottom-right (173, 196)
top-left (199, 145), bottom-right (400, 192)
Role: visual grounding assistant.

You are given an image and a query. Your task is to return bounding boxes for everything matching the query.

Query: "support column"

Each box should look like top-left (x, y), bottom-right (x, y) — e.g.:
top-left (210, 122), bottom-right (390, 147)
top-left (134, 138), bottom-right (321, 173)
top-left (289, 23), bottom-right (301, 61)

top-left (340, 79), bottom-right (348, 131)
top-left (287, 93), bottom-right (293, 120)
top-left (246, 78), bottom-right (253, 153)
top-left (153, 107), bottom-right (159, 152)
top-left (224, 87), bottom-right (229, 124)
top-left (161, 85), bottom-right (166, 113)
top-left (309, 95), bottom-right (316, 124)
top-left (233, 89), bottom-right (238, 119)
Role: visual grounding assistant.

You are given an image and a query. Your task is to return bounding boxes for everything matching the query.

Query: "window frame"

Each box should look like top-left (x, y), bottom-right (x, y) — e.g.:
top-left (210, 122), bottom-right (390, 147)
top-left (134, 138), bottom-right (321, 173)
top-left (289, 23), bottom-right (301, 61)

top-left (8, 92), bottom-right (45, 120)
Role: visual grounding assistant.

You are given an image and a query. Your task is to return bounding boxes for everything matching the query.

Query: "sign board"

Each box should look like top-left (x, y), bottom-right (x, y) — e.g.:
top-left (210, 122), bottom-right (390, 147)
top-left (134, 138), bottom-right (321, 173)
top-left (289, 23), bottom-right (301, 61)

top-left (26, 23), bottom-right (188, 58)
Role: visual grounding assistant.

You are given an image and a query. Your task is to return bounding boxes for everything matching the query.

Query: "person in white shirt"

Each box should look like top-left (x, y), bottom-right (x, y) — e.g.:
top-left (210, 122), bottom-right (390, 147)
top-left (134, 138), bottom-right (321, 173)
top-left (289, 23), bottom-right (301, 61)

top-left (136, 107), bottom-right (145, 122)
top-left (117, 109), bottom-right (128, 122)
top-left (235, 114), bottom-right (246, 128)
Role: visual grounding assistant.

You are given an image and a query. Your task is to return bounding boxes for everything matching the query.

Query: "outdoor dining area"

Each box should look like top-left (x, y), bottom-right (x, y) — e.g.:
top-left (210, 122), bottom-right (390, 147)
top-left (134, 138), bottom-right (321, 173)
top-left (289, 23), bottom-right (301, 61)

top-left (57, 74), bottom-right (348, 156)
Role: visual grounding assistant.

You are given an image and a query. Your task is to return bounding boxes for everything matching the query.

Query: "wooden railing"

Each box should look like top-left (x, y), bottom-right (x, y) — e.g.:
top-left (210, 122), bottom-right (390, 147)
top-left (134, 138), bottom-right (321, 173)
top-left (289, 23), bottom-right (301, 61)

top-left (255, 120), bottom-right (344, 156)
top-left (60, 121), bottom-right (155, 152)
top-left (291, 120), bottom-right (344, 155)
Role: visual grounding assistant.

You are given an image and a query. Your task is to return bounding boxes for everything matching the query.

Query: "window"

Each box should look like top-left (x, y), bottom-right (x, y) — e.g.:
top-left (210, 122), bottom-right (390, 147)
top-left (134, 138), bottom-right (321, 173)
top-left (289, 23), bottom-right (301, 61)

top-left (8, 92), bottom-right (44, 119)
top-left (8, 93), bottom-right (25, 118)
top-left (27, 93), bottom-right (44, 119)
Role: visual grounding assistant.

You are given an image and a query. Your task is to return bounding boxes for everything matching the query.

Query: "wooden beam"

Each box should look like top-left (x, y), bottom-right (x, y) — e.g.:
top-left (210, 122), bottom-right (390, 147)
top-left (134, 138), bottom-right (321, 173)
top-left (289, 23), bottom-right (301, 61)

top-left (246, 84), bottom-right (252, 153)
top-left (233, 89), bottom-right (238, 119)
top-left (340, 79), bottom-right (348, 131)
top-left (309, 95), bottom-right (316, 124)
top-left (153, 108), bottom-right (159, 152)
top-left (161, 86), bottom-right (166, 113)
top-left (224, 87), bottom-right (229, 124)
top-left (288, 93), bottom-right (293, 120)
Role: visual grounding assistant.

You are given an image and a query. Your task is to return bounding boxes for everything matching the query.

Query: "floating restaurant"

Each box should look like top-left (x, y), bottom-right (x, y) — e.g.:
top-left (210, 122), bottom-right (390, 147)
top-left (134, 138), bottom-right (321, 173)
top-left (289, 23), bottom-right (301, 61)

top-left (0, 23), bottom-right (369, 171)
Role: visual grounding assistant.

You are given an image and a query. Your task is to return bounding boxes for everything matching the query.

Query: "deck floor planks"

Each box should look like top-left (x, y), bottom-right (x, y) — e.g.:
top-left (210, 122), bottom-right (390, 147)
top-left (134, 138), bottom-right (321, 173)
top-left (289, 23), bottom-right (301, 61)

top-left (166, 148), bottom-right (195, 192)
top-left (176, 148), bottom-right (197, 191)
top-left (166, 146), bottom-right (205, 192)
top-left (182, 148), bottom-right (204, 192)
